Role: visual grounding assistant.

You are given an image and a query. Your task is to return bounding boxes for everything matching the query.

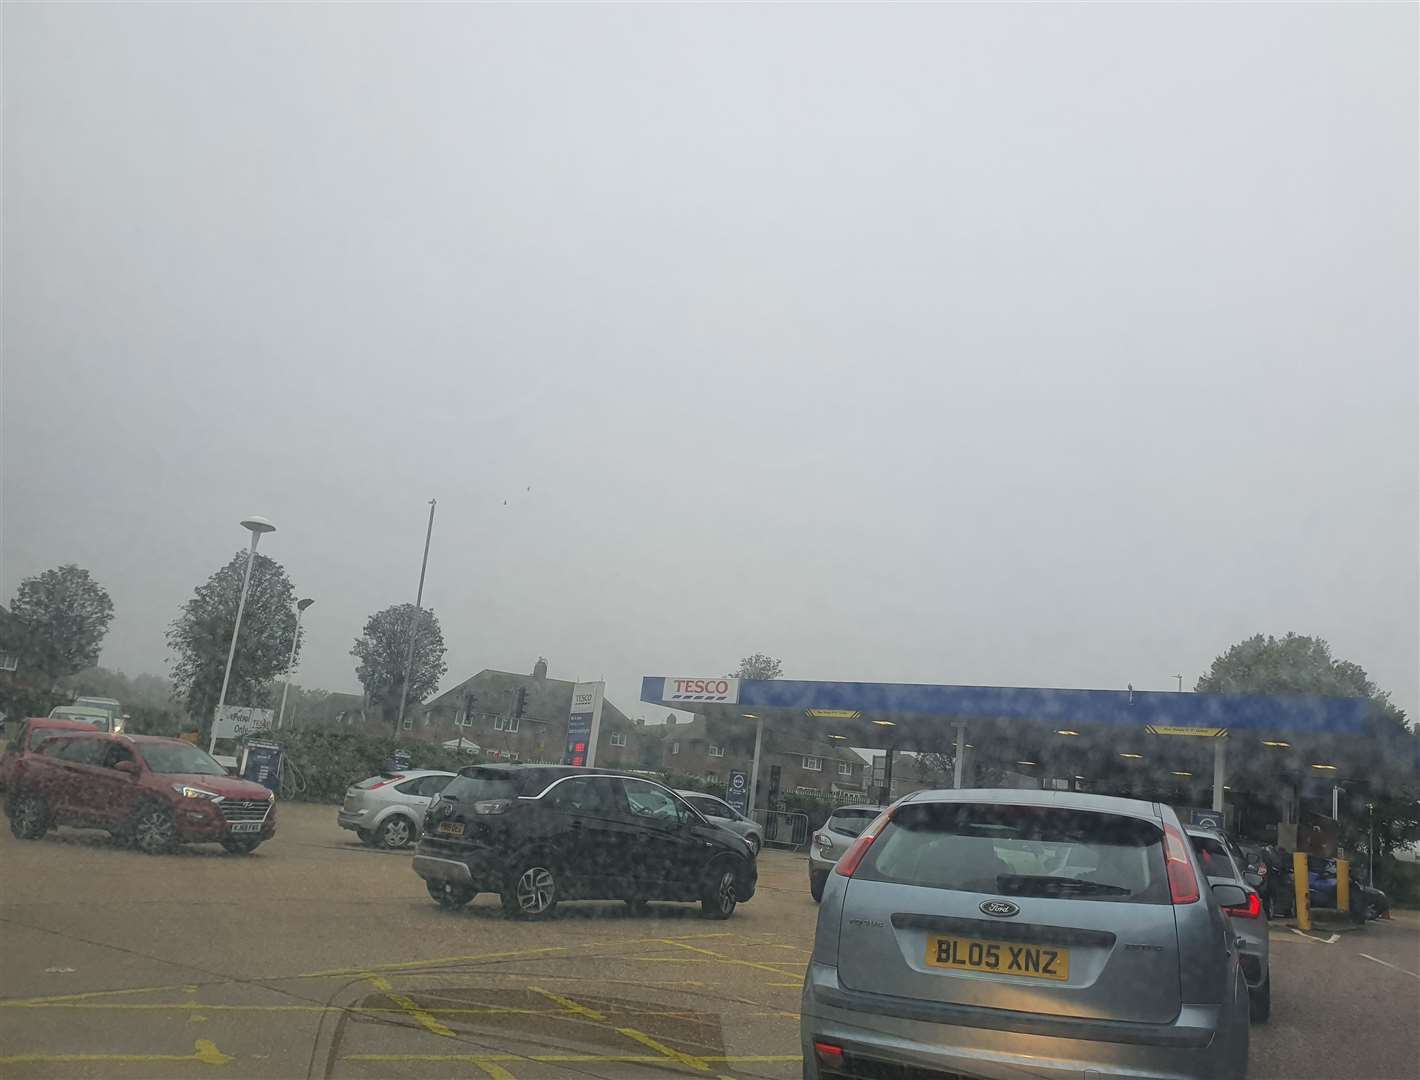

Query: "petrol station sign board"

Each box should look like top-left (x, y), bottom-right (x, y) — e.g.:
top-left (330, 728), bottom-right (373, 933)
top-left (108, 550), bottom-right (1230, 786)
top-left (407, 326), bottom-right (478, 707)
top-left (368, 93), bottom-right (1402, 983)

top-left (665, 677), bottom-right (740, 703)
top-left (563, 681), bottom-right (605, 767)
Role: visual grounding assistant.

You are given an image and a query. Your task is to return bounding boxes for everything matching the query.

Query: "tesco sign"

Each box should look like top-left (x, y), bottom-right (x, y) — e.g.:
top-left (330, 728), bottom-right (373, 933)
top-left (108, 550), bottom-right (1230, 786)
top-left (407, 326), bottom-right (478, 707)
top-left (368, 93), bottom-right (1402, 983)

top-left (666, 677), bottom-right (741, 703)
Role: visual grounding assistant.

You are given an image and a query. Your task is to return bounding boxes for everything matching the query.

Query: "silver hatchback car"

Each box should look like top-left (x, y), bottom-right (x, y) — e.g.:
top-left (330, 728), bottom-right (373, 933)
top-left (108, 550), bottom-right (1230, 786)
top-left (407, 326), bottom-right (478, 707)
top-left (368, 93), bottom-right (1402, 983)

top-left (338, 769), bottom-right (455, 849)
top-left (803, 789), bottom-right (1251, 1080)
top-left (1187, 826), bottom-right (1271, 1022)
top-left (810, 804), bottom-right (887, 901)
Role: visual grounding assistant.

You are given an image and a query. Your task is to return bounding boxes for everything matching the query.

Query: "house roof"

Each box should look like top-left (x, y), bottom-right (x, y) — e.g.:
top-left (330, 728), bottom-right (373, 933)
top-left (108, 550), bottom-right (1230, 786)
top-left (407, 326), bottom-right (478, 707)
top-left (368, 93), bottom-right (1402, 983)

top-left (422, 669), bottom-right (632, 728)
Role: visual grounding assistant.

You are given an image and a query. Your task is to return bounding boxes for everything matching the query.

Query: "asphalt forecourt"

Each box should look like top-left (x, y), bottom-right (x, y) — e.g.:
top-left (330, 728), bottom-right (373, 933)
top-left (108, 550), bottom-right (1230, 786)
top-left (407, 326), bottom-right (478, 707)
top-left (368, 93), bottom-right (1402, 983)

top-left (2, 801), bottom-right (1418, 1078)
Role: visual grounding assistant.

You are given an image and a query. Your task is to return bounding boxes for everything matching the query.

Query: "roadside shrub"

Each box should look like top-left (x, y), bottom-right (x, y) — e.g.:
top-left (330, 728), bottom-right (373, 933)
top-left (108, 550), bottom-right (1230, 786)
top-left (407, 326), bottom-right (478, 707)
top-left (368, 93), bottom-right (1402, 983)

top-left (1375, 857), bottom-right (1420, 907)
top-left (256, 729), bottom-right (481, 803)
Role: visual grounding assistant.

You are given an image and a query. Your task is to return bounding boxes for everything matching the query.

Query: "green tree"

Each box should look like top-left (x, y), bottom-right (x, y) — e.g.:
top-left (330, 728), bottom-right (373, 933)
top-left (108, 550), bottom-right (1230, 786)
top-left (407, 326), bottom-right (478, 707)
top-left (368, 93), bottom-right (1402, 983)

top-left (1196, 633), bottom-right (1418, 859)
top-left (167, 551), bottom-right (300, 737)
top-left (351, 604), bottom-right (448, 731)
top-left (7, 565), bottom-right (115, 684)
top-left (731, 653), bottom-right (783, 680)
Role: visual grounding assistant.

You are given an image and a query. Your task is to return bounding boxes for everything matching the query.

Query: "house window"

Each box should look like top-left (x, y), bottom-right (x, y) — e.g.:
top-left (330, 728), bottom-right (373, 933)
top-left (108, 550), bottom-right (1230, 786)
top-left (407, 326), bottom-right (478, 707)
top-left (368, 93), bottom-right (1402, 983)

top-left (671, 741), bottom-right (680, 755)
top-left (494, 715), bottom-right (520, 733)
top-left (802, 756), bottom-right (821, 771)
top-left (837, 762), bottom-right (853, 777)
top-left (610, 732), bottom-right (627, 747)
top-left (708, 744), bottom-right (725, 758)
top-left (0, 653), bottom-right (19, 672)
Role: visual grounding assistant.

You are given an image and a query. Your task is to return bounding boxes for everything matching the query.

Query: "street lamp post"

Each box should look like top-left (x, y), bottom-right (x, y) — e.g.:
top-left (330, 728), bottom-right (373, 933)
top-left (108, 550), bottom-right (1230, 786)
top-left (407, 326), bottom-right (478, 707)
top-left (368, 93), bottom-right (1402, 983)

top-left (276, 598), bottom-right (314, 730)
top-left (394, 499), bottom-right (437, 733)
top-left (211, 516), bottom-right (277, 754)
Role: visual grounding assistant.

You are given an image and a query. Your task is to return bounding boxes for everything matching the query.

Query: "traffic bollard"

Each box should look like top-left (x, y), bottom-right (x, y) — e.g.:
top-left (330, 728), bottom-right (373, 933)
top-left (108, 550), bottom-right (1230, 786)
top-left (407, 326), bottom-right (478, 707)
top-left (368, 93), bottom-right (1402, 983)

top-left (1336, 858), bottom-right (1350, 917)
top-left (1293, 851), bottom-right (1310, 931)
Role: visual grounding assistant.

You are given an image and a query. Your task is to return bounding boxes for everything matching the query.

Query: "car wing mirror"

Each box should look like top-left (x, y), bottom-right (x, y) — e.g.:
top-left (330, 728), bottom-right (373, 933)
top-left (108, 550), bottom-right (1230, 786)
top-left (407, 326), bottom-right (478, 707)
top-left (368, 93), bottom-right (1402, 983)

top-left (114, 760), bottom-right (139, 776)
top-left (1244, 871), bottom-right (1263, 888)
top-left (1211, 883), bottom-right (1249, 909)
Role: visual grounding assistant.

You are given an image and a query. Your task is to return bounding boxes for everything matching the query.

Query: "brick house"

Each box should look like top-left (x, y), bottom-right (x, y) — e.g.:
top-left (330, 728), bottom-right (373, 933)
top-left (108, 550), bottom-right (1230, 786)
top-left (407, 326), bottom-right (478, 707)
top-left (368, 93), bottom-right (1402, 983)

top-left (415, 659), bottom-right (656, 767)
top-left (659, 715), bottom-right (867, 806)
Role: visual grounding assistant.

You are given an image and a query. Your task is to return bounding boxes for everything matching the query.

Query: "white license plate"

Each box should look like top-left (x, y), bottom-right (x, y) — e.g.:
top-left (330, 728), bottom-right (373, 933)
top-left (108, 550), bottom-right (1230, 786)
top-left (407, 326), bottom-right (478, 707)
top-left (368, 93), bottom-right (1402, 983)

top-left (229, 822), bottom-right (262, 834)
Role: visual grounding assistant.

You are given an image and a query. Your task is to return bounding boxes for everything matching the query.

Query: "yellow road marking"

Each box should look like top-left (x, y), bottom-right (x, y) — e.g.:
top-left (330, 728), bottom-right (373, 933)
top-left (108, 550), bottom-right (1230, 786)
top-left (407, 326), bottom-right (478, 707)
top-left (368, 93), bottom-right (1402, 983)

top-left (345, 1052), bottom-right (802, 1065)
top-left (662, 939), bottom-right (803, 978)
top-left (3, 983), bottom-right (192, 1007)
top-left (475, 1063), bottom-right (518, 1080)
top-left (0, 1039), bottom-right (233, 1067)
top-left (616, 1027), bottom-right (711, 1073)
top-left (365, 974), bottom-right (454, 1038)
top-left (299, 931), bottom-right (734, 978)
top-left (528, 986), bottom-right (605, 1020)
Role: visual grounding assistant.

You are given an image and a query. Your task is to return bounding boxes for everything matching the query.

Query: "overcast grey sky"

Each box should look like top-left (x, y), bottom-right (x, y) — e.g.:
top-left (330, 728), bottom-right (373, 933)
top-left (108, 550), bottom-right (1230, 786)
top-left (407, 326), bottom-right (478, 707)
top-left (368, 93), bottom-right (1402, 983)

top-left (4, 4), bottom-right (1416, 725)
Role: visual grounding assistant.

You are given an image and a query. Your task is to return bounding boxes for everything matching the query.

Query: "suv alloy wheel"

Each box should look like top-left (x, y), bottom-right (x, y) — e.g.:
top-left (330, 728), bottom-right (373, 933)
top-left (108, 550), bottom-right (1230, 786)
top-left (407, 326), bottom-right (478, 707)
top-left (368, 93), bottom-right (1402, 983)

top-left (503, 862), bottom-right (559, 919)
top-left (10, 792), bottom-right (48, 840)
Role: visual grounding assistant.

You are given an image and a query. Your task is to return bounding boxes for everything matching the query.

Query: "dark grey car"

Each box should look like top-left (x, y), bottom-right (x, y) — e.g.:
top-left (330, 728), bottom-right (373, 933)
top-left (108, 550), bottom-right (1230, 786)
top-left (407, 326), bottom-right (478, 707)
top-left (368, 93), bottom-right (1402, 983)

top-left (802, 789), bottom-right (1251, 1080)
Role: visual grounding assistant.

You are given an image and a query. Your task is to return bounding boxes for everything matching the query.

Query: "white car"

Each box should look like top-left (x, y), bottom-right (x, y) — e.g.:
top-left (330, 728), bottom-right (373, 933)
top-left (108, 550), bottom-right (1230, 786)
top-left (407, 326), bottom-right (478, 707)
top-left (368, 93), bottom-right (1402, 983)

top-left (338, 769), bottom-right (456, 849)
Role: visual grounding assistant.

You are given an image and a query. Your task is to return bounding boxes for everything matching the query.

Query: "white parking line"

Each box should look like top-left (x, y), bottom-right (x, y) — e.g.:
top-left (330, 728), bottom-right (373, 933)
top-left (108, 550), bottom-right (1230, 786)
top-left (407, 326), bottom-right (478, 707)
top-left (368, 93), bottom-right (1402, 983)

top-left (1359, 953), bottom-right (1420, 980)
top-left (1287, 928), bottom-right (1339, 944)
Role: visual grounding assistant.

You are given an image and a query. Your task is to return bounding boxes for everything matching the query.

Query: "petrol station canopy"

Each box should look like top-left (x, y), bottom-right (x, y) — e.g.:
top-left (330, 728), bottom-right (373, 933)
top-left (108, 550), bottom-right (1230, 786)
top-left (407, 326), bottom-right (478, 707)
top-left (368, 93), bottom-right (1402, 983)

top-left (640, 675), bottom-right (1396, 814)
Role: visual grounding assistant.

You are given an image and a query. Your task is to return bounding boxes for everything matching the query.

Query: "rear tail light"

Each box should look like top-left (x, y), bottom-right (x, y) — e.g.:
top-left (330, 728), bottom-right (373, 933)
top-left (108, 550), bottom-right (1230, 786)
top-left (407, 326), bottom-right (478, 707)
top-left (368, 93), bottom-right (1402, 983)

top-left (834, 808), bottom-right (893, 878)
top-left (812, 1041), bottom-right (844, 1068)
top-left (1162, 823), bottom-right (1201, 904)
top-left (1224, 890), bottom-right (1263, 919)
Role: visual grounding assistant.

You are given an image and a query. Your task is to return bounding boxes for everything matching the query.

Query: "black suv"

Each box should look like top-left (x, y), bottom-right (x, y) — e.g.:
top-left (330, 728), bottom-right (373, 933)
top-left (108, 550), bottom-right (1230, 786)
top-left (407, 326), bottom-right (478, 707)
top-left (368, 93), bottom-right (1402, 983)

top-left (413, 765), bottom-right (757, 919)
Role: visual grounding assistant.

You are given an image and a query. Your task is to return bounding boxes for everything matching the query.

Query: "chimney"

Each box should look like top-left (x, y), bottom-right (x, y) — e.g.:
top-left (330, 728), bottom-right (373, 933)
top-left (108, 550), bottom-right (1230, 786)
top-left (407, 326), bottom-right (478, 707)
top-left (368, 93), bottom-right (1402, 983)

top-left (533, 657), bottom-right (548, 680)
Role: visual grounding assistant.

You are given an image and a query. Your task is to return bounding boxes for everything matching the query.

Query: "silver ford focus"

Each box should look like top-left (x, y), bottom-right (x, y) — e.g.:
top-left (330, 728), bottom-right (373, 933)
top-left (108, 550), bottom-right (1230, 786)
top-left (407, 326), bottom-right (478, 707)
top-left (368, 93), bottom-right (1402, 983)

top-left (802, 789), bottom-right (1250, 1080)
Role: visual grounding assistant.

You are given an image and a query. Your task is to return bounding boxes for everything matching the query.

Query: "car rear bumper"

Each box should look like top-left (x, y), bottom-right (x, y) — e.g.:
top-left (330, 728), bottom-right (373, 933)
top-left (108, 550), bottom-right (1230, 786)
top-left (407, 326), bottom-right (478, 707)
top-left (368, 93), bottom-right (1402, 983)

top-left (413, 841), bottom-right (507, 890)
top-left (801, 963), bottom-right (1243, 1080)
top-left (337, 809), bottom-right (369, 831)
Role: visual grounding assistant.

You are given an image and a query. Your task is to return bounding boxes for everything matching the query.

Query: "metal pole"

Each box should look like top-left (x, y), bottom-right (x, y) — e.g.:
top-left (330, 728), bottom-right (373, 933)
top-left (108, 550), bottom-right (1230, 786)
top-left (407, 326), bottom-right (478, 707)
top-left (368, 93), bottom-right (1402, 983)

top-left (395, 499), bottom-right (437, 732)
top-left (1212, 738), bottom-right (1226, 813)
top-left (748, 716), bottom-right (764, 815)
top-left (1332, 784), bottom-right (1339, 821)
top-left (953, 722), bottom-right (966, 789)
top-left (276, 602), bottom-right (310, 730)
top-left (1172, 674), bottom-right (1184, 692)
top-left (212, 531), bottom-right (262, 754)
top-left (1368, 805), bottom-right (1374, 887)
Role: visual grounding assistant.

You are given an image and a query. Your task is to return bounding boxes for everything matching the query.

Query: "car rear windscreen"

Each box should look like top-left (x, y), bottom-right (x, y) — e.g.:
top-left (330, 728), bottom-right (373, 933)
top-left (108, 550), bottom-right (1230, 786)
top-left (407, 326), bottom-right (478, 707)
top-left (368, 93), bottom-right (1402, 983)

top-left (856, 802), bottom-right (1168, 903)
top-left (1188, 833), bottom-right (1239, 882)
top-left (827, 808), bottom-right (881, 837)
top-left (443, 768), bottom-right (517, 801)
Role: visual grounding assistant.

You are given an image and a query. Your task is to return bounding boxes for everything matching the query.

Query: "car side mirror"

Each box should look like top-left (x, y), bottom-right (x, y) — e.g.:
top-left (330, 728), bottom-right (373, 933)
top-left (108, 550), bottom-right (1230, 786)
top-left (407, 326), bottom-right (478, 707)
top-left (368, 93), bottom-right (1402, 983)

top-left (1244, 871), bottom-right (1263, 888)
top-left (114, 760), bottom-right (139, 776)
top-left (1212, 883), bottom-right (1249, 909)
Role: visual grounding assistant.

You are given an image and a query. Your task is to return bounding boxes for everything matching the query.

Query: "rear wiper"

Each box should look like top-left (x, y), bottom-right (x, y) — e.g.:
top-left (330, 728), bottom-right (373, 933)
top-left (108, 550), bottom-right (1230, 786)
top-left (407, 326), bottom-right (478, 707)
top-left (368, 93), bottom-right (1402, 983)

top-left (996, 875), bottom-right (1132, 897)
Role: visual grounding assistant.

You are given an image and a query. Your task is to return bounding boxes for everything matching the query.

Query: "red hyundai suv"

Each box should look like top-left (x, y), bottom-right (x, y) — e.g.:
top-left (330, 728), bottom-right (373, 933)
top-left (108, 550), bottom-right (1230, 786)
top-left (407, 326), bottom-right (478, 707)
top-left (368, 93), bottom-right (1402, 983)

top-left (0, 718), bottom-right (99, 793)
top-left (4, 732), bottom-right (277, 854)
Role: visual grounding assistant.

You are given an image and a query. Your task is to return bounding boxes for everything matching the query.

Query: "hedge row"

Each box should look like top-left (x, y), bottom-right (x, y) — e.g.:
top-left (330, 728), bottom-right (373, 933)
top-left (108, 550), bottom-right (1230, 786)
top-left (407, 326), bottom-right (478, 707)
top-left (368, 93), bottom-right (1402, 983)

top-left (260, 729), bottom-right (481, 803)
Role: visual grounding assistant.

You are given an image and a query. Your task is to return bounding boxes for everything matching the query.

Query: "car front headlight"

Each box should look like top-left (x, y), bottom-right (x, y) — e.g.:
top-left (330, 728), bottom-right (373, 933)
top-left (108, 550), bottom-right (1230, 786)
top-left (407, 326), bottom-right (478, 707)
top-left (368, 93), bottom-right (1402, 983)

top-left (173, 785), bottom-right (222, 802)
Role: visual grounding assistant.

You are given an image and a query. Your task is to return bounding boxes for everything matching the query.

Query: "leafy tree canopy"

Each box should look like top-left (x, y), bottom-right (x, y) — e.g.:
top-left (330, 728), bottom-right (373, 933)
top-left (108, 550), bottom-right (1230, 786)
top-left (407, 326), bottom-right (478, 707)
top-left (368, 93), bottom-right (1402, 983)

top-left (167, 551), bottom-right (300, 735)
top-left (731, 653), bottom-right (783, 680)
top-left (351, 604), bottom-right (448, 730)
top-left (7, 564), bottom-right (115, 683)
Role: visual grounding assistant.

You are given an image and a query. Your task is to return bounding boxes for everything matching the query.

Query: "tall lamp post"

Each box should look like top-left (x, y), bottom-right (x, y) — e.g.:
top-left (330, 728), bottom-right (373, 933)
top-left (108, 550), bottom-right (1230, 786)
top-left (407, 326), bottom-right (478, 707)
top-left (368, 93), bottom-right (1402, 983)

top-left (276, 598), bottom-right (314, 730)
top-left (211, 515), bottom-right (277, 754)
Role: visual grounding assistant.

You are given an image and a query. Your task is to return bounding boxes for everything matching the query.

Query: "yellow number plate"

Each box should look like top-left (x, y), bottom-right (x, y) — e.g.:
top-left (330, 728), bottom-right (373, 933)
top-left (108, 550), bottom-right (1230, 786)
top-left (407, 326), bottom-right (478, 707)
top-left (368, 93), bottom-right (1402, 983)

top-left (436, 821), bottom-right (465, 837)
top-left (926, 936), bottom-right (1069, 981)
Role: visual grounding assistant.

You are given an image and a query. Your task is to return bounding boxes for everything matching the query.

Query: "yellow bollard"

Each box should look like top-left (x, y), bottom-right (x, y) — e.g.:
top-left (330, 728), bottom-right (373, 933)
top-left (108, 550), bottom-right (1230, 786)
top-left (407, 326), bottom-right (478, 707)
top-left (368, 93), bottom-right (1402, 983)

top-left (1336, 858), bottom-right (1350, 916)
top-left (1293, 851), bottom-right (1310, 931)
